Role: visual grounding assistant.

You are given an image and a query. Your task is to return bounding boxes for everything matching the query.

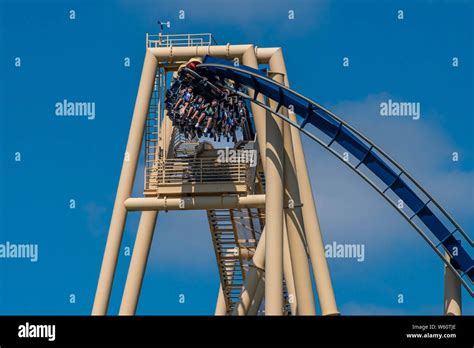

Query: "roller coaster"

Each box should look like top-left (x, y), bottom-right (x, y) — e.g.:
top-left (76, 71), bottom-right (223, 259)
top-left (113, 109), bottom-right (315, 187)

top-left (92, 33), bottom-right (472, 316)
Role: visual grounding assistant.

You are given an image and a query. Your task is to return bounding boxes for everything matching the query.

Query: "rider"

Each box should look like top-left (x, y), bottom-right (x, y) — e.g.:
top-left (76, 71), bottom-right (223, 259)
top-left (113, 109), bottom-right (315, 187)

top-left (195, 99), bottom-right (218, 134)
top-left (236, 100), bottom-right (248, 127)
top-left (187, 95), bottom-right (204, 119)
top-left (174, 86), bottom-right (193, 111)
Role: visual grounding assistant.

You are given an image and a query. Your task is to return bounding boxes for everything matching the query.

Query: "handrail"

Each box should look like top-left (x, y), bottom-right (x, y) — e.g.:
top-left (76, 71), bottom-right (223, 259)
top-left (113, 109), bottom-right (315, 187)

top-left (146, 33), bottom-right (213, 48)
top-left (146, 157), bottom-right (250, 186)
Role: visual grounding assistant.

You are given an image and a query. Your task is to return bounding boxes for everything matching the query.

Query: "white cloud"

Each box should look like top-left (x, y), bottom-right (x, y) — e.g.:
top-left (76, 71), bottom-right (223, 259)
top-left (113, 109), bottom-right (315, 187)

top-left (83, 201), bottom-right (108, 237)
top-left (303, 93), bottom-right (473, 244)
top-left (329, 93), bottom-right (474, 223)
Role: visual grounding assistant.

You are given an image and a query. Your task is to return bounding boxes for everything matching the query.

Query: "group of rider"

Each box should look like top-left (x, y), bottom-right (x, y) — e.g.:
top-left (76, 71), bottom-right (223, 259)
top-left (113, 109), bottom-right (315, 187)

top-left (165, 62), bottom-right (250, 143)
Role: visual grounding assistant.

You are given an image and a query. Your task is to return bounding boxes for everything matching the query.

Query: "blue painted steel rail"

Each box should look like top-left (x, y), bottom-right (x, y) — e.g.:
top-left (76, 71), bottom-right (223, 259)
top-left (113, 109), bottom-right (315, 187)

top-left (196, 57), bottom-right (473, 295)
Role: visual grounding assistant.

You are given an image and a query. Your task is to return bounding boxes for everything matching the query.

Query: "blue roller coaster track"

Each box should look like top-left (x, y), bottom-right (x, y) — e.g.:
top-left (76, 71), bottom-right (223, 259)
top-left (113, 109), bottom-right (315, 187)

top-left (195, 56), bottom-right (473, 296)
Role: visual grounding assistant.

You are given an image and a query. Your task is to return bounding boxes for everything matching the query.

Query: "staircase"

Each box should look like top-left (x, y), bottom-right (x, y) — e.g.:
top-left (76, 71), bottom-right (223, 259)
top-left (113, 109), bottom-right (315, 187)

top-left (207, 209), bottom-right (246, 313)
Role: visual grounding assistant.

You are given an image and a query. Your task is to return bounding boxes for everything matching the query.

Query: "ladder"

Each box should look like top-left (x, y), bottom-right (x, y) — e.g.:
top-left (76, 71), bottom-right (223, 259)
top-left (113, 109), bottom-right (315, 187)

top-left (207, 209), bottom-right (246, 313)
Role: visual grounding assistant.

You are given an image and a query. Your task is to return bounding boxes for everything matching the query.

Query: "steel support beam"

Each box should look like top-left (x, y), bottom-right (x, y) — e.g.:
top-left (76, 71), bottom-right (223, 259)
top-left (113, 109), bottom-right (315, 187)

top-left (270, 70), bottom-right (316, 315)
top-left (124, 195), bottom-right (265, 211)
top-left (119, 211), bottom-right (159, 315)
top-left (242, 47), bottom-right (267, 168)
top-left (444, 253), bottom-right (462, 316)
top-left (248, 276), bottom-right (265, 315)
top-left (283, 220), bottom-right (297, 314)
top-left (268, 49), bottom-right (339, 316)
top-left (215, 285), bottom-right (227, 316)
top-left (264, 86), bottom-right (285, 315)
top-left (93, 51), bottom-right (158, 315)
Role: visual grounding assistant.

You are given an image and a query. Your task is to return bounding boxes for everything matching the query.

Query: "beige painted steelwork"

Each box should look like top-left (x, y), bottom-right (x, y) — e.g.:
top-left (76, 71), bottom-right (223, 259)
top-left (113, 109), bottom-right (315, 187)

top-left (288, 106), bottom-right (339, 316)
top-left (93, 51), bottom-right (158, 315)
top-left (145, 157), bottom-right (250, 196)
top-left (119, 211), bottom-right (158, 315)
top-left (266, 49), bottom-right (339, 316)
top-left (124, 195), bottom-right (265, 211)
top-left (248, 276), bottom-right (265, 315)
top-left (93, 33), bottom-right (339, 316)
top-left (444, 253), bottom-right (462, 316)
top-left (269, 70), bottom-right (316, 315)
top-left (283, 221), bottom-right (297, 314)
top-left (215, 244), bottom-right (257, 315)
top-left (215, 285), bottom-right (227, 315)
top-left (263, 73), bottom-right (285, 315)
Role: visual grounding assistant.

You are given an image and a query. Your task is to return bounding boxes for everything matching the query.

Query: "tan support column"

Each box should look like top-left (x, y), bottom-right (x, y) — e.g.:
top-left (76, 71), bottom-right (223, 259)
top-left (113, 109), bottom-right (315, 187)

top-left (119, 211), bottom-right (158, 315)
top-left (242, 47), bottom-right (267, 168)
top-left (248, 276), bottom-right (265, 315)
top-left (215, 285), bottom-right (227, 315)
top-left (283, 221), bottom-right (297, 315)
top-left (288, 113), bottom-right (338, 315)
top-left (444, 253), bottom-right (462, 316)
top-left (264, 91), bottom-right (285, 315)
top-left (243, 46), bottom-right (283, 315)
top-left (283, 126), bottom-right (317, 315)
top-left (93, 51), bottom-right (158, 315)
top-left (232, 229), bottom-right (266, 315)
top-left (270, 70), bottom-right (317, 315)
top-left (268, 49), bottom-right (339, 315)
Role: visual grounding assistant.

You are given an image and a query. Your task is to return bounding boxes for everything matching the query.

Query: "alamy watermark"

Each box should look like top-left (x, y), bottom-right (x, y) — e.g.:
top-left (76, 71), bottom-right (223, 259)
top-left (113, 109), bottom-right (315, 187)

top-left (0, 241), bottom-right (39, 262)
top-left (325, 241), bottom-right (365, 262)
top-left (18, 322), bottom-right (55, 342)
top-left (380, 99), bottom-right (420, 120)
top-left (217, 148), bottom-right (257, 167)
top-left (55, 99), bottom-right (96, 120)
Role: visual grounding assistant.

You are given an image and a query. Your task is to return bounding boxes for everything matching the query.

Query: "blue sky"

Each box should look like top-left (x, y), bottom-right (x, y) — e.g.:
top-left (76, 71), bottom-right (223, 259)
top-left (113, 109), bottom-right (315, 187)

top-left (0, 0), bottom-right (472, 315)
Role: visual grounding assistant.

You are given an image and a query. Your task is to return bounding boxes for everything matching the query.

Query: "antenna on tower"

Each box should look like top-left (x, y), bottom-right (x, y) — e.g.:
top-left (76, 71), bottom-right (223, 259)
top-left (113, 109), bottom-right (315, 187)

top-left (157, 20), bottom-right (170, 44)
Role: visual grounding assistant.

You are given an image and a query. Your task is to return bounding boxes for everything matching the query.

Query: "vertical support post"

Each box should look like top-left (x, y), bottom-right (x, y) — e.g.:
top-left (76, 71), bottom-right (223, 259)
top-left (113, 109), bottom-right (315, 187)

top-left (93, 51), bottom-right (158, 315)
top-left (269, 71), bottom-right (316, 315)
top-left (161, 70), bottom-right (167, 158)
top-left (156, 68), bottom-right (162, 157)
top-left (215, 285), bottom-right (227, 315)
top-left (119, 211), bottom-right (159, 315)
top-left (248, 276), bottom-right (265, 315)
top-left (268, 49), bottom-right (339, 315)
top-left (239, 47), bottom-right (277, 315)
top-left (444, 253), bottom-right (462, 316)
top-left (284, 128), bottom-right (317, 314)
top-left (264, 91), bottom-right (285, 315)
top-left (289, 110), bottom-right (339, 315)
top-left (283, 220), bottom-right (297, 315)
top-left (242, 47), bottom-right (267, 169)
top-left (283, 123), bottom-right (317, 315)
